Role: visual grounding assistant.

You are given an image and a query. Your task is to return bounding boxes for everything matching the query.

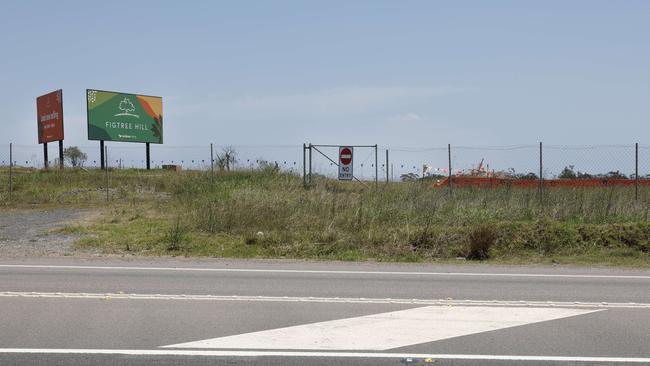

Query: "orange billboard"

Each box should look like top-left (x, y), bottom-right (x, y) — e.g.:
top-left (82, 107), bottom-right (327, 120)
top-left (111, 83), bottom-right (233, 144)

top-left (36, 89), bottom-right (64, 143)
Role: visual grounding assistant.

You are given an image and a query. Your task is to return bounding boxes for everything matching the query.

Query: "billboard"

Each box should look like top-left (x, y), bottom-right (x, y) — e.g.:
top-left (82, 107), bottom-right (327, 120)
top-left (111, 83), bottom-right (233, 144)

top-left (36, 89), bottom-right (64, 143)
top-left (87, 89), bottom-right (163, 144)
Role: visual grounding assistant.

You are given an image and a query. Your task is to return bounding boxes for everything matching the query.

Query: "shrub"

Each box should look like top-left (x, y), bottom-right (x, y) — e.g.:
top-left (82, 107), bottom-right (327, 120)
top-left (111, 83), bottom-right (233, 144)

top-left (466, 225), bottom-right (497, 260)
top-left (410, 227), bottom-right (435, 251)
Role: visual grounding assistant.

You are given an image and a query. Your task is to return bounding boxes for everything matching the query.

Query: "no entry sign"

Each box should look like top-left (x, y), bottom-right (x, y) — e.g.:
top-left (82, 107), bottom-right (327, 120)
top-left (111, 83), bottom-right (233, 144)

top-left (338, 146), bottom-right (353, 180)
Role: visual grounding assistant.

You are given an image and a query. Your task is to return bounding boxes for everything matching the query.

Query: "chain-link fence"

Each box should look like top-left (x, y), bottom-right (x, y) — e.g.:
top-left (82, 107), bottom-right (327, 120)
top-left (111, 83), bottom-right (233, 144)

top-left (452, 144), bottom-right (540, 178)
top-left (382, 146), bottom-right (448, 182)
top-left (544, 144), bottom-right (637, 179)
top-left (640, 145), bottom-right (650, 178)
top-left (0, 144), bottom-right (304, 171)
top-left (2, 142), bottom-right (650, 202)
top-left (306, 144), bottom-right (380, 182)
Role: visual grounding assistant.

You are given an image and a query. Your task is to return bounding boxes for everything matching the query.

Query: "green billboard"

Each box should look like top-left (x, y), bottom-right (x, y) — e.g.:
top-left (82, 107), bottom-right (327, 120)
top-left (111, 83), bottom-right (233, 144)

top-left (87, 89), bottom-right (163, 144)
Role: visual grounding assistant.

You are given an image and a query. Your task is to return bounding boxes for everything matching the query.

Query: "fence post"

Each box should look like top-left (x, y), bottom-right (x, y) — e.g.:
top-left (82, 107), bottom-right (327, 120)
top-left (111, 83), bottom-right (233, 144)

top-left (447, 143), bottom-right (452, 193)
top-left (539, 141), bottom-right (543, 206)
top-left (374, 144), bottom-right (378, 188)
top-left (385, 149), bottom-right (389, 183)
top-left (302, 143), bottom-right (306, 187)
top-left (104, 146), bottom-right (109, 202)
top-left (308, 143), bottom-right (312, 185)
top-left (210, 143), bottom-right (214, 184)
top-left (634, 142), bottom-right (639, 201)
top-left (8, 143), bottom-right (12, 200)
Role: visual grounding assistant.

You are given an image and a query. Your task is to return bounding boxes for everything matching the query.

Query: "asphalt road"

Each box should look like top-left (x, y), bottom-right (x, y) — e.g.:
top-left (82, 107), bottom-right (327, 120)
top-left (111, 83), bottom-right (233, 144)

top-left (1, 257), bottom-right (650, 366)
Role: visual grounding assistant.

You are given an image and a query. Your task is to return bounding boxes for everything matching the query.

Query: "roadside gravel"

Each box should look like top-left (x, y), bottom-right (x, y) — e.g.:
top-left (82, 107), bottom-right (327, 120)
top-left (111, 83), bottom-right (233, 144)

top-left (0, 208), bottom-right (91, 257)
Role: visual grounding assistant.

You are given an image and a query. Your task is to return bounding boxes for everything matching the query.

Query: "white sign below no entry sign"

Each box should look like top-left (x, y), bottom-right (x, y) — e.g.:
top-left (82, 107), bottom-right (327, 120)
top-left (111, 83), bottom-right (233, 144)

top-left (338, 146), bottom-right (353, 180)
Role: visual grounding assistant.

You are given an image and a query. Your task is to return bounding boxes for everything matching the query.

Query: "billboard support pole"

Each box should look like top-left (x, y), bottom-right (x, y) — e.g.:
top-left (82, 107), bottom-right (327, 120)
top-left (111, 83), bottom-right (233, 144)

top-left (100, 140), bottom-right (105, 170)
top-left (146, 143), bottom-right (151, 170)
top-left (43, 143), bottom-right (49, 170)
top-left (58, 140), bottom-right (64, 169)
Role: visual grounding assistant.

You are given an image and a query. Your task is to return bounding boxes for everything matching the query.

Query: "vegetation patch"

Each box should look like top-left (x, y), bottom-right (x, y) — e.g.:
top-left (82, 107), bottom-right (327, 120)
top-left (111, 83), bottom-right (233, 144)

top-left (3, 168), bottom-right (650, 265)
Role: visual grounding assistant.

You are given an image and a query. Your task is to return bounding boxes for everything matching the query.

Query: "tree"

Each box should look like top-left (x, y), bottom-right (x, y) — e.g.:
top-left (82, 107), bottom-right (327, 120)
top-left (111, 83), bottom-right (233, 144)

top-left (576, 171), bottom-right (593, 179)
top-left (515, 172), bottom-right (539, 180)
top-left (63, 146), bottom-right (87, 168)
top-left (257, 159), bottom-right (279, 173)
top-left (604, 170), bottom-right (627, 179)
top-left (400, 172), bottom-right (419, 182)
top-left (558, 166), bottom-right (576, 179)
top-left (216, 146), bottom-right (238, 171)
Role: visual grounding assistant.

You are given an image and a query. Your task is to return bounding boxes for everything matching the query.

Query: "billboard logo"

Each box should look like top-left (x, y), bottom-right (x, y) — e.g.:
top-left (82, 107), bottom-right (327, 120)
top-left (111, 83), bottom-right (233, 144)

top-left (87, 89), bottom-right (97, 104)
top-left (115, 98), bottom-right (139, 118)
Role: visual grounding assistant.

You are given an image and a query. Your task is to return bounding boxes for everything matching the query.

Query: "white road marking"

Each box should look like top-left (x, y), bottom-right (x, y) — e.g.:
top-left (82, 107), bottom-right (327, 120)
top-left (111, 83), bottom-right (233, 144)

top-left (1, 349), bottom-right (649, 363)
top-left (1, 264), bottom-right (650, 279)
top-left (1, 291), bottom-right (648, 308)
top-left (164, 306), bottom-right (600, 350)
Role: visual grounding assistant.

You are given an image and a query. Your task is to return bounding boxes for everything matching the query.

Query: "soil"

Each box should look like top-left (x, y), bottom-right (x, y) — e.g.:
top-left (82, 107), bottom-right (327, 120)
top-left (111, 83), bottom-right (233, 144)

top-left (0, 208), bottom-right (95, 257)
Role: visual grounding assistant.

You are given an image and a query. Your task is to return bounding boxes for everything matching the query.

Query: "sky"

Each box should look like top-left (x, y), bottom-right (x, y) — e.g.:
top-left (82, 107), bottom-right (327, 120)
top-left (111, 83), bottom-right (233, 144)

top-left (1, 1), bottom-right (649, 175)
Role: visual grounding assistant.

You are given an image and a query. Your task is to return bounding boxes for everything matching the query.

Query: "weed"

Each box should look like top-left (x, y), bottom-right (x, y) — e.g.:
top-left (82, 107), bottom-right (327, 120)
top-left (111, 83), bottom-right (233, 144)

top-left (466, 225), bottom-right (497, 260)
top-left (166, 218), bottom-right (186, 251)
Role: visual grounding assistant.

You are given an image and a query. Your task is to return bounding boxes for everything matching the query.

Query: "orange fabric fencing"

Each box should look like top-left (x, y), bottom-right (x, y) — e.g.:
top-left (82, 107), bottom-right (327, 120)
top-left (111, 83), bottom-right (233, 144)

top-left (433, 176), bottom-right (650, 188)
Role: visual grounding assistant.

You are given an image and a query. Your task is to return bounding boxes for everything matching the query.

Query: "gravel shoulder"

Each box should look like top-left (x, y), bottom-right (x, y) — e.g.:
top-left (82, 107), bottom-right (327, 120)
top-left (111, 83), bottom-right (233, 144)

top-left (0, 208), bottom-right (95, 257)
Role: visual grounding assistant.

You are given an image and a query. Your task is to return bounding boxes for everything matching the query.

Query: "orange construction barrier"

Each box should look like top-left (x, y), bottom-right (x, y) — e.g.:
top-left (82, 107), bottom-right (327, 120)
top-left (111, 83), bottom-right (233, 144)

top-left (432, 176), bottom-right (650, 188)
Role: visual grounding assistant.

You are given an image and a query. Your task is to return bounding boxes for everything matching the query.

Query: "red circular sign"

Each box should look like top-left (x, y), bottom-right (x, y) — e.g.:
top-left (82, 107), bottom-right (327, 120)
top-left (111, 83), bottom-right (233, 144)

top-left (340, 147), bottom-right (353, 165)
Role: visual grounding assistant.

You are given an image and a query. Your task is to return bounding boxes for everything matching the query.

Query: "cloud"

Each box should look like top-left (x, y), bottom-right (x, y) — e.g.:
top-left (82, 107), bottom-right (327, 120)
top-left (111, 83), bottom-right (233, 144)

top-left (168, 85), bottom-right (470, 118)
top-left (163, 84), bottom-right (473, 145)
top-left (388, 113), bottom-right (423, 124)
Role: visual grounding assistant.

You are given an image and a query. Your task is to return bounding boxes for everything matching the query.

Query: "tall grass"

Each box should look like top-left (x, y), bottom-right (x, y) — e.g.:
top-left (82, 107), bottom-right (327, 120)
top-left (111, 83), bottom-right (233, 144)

top-left (3, 168), bottom-right (650, 263)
